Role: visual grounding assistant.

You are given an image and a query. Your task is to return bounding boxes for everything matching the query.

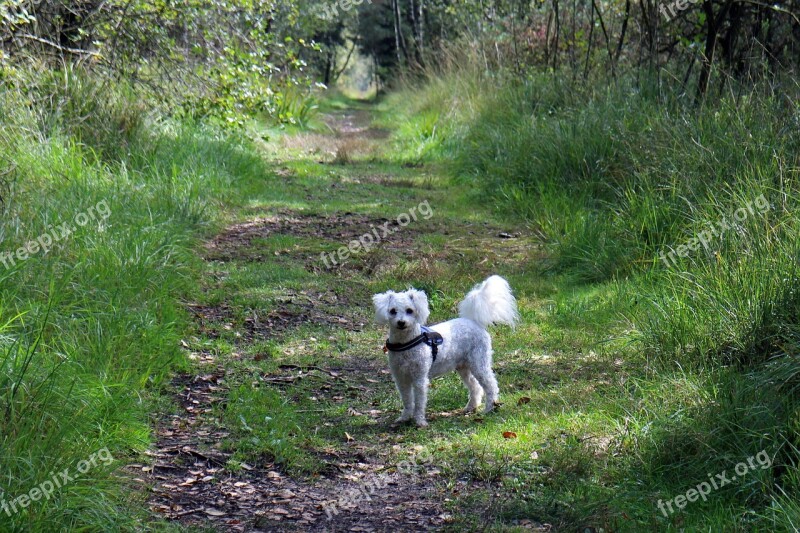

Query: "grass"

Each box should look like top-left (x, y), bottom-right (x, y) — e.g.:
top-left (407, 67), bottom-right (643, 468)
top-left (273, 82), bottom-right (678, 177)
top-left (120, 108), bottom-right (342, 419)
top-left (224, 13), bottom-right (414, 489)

top-left (375, 60), bottom-right (800, 530)
top-left (0, 66), bottom-right (271, 531)
top-left (177, 95), bottom-right (657, 531)
top-left (2, 58), bottom-right (798, 532)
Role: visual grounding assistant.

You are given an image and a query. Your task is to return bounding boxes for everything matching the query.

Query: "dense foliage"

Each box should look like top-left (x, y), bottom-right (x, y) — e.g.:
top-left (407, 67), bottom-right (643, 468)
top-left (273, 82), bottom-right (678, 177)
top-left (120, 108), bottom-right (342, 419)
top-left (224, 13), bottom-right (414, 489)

top-left (1, 0), bottom-right (327, 124)
top-left (4, 0), bottom-right (797, 103)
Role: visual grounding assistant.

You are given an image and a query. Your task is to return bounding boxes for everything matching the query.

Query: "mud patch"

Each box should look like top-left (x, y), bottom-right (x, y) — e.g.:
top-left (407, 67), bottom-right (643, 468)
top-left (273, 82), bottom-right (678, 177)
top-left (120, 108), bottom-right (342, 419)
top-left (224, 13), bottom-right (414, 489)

top-left (339, 173), bottom-right (431, 189)
top-left (204, 210), bottom-right (533, 282)
top-left (187, 289), bottom-right (365, 342)
top-left (323, 110), bottom-right (391, 140)
top-left (203, 211), bottom-right (423, 264)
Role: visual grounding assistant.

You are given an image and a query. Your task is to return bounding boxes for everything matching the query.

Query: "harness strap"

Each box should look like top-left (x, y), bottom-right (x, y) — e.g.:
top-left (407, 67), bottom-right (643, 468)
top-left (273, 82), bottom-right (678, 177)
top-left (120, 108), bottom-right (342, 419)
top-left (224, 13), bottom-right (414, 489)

top-left (384, 326), bottom-right (444, 362)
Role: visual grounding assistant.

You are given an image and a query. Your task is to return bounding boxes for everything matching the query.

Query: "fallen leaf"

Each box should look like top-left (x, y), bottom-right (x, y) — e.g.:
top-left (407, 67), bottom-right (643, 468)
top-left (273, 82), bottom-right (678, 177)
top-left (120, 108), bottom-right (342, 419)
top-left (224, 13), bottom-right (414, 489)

top-left (517, 396), bottom-right (531, 405)
top-left (205, 508), bottom-right (226, 517)
top-left (502, 431), bottom-right (518, 439)
top-left (345, 432), bottom-right (354, 442)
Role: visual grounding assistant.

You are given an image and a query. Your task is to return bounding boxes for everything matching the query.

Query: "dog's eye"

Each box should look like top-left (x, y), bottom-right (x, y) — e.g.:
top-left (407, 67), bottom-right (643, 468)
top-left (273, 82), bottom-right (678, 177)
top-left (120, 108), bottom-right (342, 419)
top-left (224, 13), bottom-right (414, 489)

top-left (406, 308), bottom-right (413, 314)
top-left (389, 309), bottom-right (397, 316)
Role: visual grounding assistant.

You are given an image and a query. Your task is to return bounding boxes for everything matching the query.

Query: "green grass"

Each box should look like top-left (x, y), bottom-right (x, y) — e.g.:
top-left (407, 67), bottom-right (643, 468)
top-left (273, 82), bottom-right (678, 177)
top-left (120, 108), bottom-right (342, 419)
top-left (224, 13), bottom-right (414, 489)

top-left (183, 117), bottom-right (651, 530)
top-left (3, 58), bottom-right (799, 532)
top-left (374, 62), bottom-right (800, 530)
top-left (0, 66), bottom-right (272, 531)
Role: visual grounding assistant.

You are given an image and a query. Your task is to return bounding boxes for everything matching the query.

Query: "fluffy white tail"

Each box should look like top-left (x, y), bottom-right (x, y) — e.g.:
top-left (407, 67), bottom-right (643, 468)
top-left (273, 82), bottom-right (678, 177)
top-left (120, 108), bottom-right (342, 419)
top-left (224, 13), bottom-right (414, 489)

top-left (458, 275), bottom-right (519, 329)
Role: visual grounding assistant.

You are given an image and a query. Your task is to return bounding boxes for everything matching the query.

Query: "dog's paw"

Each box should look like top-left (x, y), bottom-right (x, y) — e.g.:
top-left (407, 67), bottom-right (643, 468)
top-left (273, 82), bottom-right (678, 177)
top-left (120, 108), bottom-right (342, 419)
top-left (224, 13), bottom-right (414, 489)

top-left (414, 419), bottom-right (429, 428)
top-left (393, 415), bottom-right (413, 426)
top-left (462, 405), bottom-right (478, 414)
top-left (483, 400), bottom-right (502, 414)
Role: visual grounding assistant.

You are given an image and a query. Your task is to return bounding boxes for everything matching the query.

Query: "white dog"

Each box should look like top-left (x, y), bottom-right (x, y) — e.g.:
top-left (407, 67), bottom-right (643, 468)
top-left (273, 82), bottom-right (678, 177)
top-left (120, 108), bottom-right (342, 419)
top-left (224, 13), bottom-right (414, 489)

top-left (373, 275), bottom-right (518, 427)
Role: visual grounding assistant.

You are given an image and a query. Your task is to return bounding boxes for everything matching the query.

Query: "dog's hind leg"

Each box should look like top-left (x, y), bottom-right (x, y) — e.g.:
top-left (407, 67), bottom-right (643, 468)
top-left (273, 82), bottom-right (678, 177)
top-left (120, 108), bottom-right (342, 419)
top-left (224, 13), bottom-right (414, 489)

top-left (457, 367), bottom-right (484, 413)
top-left (472, 364), bottom-right (500, 413)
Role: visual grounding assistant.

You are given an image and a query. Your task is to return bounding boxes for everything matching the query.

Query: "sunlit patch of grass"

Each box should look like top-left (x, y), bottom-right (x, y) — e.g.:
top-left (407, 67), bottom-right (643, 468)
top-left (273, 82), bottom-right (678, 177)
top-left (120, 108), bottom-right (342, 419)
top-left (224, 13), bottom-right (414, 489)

top-left (221, 383), bottom-right (323, 473)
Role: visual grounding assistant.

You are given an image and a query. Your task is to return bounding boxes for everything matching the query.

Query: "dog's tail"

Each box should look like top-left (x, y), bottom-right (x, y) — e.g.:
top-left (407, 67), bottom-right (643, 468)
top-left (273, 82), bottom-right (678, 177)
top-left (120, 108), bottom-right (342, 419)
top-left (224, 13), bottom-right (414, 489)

top-left (458, 275), bottom-right (519, 329)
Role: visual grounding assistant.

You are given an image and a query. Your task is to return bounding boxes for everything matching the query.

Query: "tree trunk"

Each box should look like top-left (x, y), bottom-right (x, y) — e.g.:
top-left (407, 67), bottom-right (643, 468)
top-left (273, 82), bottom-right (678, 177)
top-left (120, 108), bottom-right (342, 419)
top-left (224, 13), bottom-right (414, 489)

top-left (393, 0), bottom-right (409, 63)
top-left (591, 0), bottom-right (617, 78)
top-left (614, 0), bottom-right (630, 65)
top-left (583, 0), bottom-right (596, 80)
top-left (418, 0), bottom-right (424, 59)
top-left (552, 0), bottom-right (560, 70)
top-left (392, 0), bottom-right (402, 63)
top-left (409, 0), bottom-right (423, 65)
top-left (696, 0), bottom-right (732, 101)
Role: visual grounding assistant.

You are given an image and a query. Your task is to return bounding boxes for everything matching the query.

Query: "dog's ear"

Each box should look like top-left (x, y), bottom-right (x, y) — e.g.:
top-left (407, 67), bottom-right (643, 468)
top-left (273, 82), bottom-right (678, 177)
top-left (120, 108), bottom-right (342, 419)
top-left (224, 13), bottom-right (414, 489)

top-left (372, 291), bottom-right (394, 324)
top-left (407, 289), bottom-right (430, 325)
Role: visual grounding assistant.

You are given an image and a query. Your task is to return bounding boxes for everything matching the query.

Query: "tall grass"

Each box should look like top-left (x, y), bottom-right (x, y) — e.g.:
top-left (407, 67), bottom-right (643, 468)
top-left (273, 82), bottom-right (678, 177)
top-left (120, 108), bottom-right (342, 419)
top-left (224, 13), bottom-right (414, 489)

top-left (388, 53), bottom-right (800, 529)
top-left (0, 66), bottom-right (270, 530)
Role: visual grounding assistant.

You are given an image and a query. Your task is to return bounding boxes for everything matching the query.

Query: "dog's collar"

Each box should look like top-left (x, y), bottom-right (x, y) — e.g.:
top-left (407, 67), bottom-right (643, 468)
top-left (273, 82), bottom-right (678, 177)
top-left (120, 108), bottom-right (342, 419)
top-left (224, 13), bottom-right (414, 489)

top-left (383, 326), bottom-right (444, 361)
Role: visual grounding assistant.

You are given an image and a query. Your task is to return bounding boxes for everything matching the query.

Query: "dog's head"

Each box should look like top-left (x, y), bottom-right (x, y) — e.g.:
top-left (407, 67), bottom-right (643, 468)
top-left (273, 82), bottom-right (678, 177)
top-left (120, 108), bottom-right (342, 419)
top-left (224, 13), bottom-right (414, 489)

top-left (372, 288), bottom-right (430, 331)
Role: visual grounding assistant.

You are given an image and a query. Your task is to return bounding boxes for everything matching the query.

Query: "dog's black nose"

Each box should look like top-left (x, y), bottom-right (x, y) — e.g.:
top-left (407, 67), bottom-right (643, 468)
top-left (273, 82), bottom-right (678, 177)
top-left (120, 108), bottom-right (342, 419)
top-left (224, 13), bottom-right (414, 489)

top-left (397, 321), bottom-right (406, 328)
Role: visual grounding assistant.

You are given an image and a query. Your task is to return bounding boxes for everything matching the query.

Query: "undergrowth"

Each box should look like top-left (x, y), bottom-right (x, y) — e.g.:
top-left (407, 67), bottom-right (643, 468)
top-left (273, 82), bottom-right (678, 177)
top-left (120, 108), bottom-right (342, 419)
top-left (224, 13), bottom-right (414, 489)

top-left (0, 66), bottom-right (268, 531)
top-left (385, 58), bottom-right (800, 530)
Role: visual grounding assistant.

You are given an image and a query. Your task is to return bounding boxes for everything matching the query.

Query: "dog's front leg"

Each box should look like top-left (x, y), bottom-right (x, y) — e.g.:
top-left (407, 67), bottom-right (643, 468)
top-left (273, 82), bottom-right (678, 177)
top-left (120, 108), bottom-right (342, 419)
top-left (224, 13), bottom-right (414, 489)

top-left (412, 377), bottom-right (429, 427)
top-left (393, 375), bottom-right (415, 423)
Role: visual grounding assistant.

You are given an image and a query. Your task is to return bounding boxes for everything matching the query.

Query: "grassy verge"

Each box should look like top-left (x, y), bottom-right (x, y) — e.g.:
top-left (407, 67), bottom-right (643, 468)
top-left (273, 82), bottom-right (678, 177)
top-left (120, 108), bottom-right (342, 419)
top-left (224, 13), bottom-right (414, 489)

top-left (0, 66), bottom-right (273, 531)
top-left (375, 64), bottom-right (800, 530)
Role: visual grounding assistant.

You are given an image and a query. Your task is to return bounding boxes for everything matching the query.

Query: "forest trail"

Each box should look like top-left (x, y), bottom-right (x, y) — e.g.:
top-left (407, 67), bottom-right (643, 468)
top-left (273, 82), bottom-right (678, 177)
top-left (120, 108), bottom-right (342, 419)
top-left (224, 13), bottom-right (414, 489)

top-left (136, 104), bottom-right (541, 532)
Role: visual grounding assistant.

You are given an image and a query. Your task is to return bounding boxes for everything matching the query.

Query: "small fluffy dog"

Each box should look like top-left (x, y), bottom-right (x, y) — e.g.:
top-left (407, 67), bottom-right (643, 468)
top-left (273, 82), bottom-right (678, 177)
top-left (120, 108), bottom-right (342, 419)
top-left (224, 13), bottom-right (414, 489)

top-left (373, 275), bottom-right (518, 427)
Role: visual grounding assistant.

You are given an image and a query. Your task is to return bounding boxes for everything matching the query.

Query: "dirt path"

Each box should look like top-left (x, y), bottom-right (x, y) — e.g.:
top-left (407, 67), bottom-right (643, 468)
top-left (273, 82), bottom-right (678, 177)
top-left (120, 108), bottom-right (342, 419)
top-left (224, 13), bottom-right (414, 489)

top-left (141, 360), bottom-right (451, 532)
top-left (132, 107), bottom-right (472, 532)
